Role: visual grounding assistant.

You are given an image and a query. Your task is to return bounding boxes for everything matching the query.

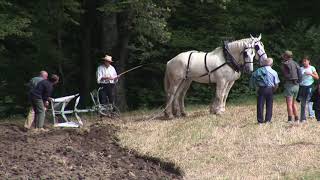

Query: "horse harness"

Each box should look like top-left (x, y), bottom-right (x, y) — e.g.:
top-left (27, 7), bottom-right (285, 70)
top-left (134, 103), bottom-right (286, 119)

top-left (185, 41), bottom-right (253, 83)
top-left (253, 40), bottom-right (266, 61)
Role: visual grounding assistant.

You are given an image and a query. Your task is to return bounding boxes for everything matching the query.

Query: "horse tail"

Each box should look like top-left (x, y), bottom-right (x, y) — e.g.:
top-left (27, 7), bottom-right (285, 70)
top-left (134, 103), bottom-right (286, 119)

top-left (148, 78), bottom-right (185, 120)
top-left (164, 65), bottom-right (170, 93)
top-left (147, 60), bottom-right (185, 120)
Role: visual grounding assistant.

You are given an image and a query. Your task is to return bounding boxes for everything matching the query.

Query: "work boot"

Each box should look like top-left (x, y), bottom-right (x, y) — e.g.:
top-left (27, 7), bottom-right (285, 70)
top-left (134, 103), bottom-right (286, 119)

top-left (39, 128), bottom-right (49, 132)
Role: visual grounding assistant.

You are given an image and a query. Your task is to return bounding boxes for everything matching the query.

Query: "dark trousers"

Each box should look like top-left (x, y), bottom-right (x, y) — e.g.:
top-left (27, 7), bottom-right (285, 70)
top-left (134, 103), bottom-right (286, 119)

top-left (257, 87), bottom-right (274, 123)
top-left (298, 85), bottom-right (313, 121)
top-left (315, 110), bottom-right (320, 122)
top-left (99, 83), bottom-right (115, 105)
top-left (31, 97), bottom-right (46, 128)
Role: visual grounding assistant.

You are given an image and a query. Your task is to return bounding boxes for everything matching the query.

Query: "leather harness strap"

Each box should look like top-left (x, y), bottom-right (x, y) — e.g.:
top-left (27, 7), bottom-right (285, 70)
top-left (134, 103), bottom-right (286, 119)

top-left (186, 41), bottom-right (247, 80)
top-left (199, 62), bottom-right (227, 78)
top-left (185, 52), bottom-right (194, 79)
top-left (204, 53), bottom-right (212, 84)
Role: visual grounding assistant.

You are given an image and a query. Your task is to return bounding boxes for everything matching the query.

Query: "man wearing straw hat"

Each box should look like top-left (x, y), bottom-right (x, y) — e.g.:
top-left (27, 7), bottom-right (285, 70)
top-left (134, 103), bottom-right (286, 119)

top-left (96, 54), bottom-right (119, 105)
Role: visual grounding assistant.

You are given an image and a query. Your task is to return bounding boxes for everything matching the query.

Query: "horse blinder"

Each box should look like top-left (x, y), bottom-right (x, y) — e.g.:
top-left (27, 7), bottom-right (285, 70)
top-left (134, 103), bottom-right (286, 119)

top-left (254, 44), bottom-right (260, 51)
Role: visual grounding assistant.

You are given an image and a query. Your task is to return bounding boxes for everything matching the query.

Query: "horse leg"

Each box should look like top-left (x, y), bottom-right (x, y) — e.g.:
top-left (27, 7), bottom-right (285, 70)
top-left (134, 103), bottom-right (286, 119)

top-left (221, 81), bottom-right (235, 112)
top-left (173, 88), bottom-right (182, 117)
top-left (173, 79), bottom-right (191, 117)
top-left (164, 71), bottom-right (174, 119)
top-left (178, 80), bottom-right (192, 117)
top-left (210, 80), bottom-right (227, 115)
top-left (164, 78), bottom-right (185, 119)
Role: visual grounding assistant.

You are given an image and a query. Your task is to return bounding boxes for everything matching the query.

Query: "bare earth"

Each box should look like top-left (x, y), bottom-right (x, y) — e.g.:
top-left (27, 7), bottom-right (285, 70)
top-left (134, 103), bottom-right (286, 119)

top-left (0, 121), bottom-right (182, 179)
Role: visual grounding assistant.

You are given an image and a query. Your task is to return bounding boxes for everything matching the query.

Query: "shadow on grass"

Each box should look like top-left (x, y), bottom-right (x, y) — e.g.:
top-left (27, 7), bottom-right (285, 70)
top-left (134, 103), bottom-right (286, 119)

top-left (113, 125), bottom-right (184, 177)
top-left (135, 153), bottom-right (184, 177)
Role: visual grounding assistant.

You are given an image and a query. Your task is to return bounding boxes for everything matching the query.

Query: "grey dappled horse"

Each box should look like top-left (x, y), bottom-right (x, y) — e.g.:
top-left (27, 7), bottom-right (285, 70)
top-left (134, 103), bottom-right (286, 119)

top-left (164, 35), bottom-right (267, 119)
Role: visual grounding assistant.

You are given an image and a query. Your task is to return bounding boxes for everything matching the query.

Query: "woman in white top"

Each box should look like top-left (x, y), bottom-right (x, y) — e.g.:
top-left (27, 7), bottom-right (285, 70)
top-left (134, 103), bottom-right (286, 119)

top-left (298, 56), bottom-right (319, 122)
top-left (96, 55), bottom-right (119, 105)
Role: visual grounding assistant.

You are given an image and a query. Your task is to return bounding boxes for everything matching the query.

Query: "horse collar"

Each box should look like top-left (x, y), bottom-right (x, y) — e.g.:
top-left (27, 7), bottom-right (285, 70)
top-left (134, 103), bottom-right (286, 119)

top-left (223, 41), bottom-right (242, 72)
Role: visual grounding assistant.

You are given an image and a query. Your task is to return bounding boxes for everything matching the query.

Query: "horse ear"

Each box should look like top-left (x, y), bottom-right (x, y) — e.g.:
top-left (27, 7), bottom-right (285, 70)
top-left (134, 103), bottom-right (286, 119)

top-left (258, 33), bottom-right (262, 40)
top-left (250, 34), bottom-right (255, 40)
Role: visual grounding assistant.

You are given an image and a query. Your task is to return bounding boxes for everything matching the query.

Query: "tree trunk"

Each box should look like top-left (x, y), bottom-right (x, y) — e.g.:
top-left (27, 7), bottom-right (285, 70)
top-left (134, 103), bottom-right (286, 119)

top-left (113, 32), bottom-right (130, 110)
top-left (101, 13), bottom-right (118, 53)
top-left (99, 5), bottom-right (130, 110)
top-left (111, 11), bottom-right (134, 111)
top-left (57, 30), bottom-right (66, 95)
top-left (79, 0), bottom-right (97, 106)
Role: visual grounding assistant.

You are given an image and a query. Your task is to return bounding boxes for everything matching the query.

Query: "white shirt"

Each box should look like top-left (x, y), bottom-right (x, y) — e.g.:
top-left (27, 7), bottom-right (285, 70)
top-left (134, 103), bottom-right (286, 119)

top-left (96, 64), bottom-right (118, 84)
top-left (300, 65), bottom-right (316, 86)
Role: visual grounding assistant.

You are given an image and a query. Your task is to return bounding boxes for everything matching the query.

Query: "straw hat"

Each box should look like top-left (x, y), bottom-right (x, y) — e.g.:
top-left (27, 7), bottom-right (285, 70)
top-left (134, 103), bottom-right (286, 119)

top-left (101, 55), bottom-right (113, 62)
top-left (282, 50), bottom-right (293, 58)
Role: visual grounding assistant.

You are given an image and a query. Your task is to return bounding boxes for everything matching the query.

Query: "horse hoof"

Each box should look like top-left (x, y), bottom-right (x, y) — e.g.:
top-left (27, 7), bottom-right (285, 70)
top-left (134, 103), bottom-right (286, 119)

top-left (210, 109), bottom-right (223, 115)
top-left (167, 116), bottom-right (174, 120)
top-left (216, 111), bottom-right (223, 115)
top-left (174, 112), bottom-right (181, 117)
top-left (164, 114), bottom-right (174, 120)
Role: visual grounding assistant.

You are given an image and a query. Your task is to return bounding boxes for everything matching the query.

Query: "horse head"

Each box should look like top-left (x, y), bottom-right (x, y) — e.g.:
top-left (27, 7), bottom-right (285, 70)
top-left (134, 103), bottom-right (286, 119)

top-left (242, 41), bottom-right (256, 73)
top-left (241, 42), bottom-right (255, 73)
top-left (250, 34), bottom-right (268, 63)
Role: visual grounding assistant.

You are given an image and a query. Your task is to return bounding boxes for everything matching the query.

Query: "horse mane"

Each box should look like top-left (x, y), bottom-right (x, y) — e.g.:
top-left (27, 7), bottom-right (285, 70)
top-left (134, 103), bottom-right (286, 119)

top-left (227, 38), bottom-right (251, 51)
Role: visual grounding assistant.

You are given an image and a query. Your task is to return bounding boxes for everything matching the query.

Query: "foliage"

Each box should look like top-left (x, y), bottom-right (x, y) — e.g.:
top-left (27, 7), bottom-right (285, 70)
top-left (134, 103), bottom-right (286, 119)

top-left (1, 0), bottom-right (320, 116)
top-left (0, 1), bottom-right (32, 40)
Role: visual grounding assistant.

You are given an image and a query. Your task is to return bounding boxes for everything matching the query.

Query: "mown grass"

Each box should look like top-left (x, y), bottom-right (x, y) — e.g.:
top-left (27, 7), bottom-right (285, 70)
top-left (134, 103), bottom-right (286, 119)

top-left (117, 94), bottom-right (320, 179)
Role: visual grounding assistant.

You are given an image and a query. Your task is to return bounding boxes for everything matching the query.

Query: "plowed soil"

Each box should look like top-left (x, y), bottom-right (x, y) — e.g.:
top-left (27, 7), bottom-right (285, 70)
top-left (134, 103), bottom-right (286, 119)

top-left (0, 122), bottom-right (182, 179)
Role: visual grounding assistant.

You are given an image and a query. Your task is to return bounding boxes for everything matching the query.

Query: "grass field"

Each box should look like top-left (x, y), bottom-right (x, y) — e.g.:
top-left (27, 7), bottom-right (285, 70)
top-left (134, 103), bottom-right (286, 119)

top-left (118, 95), bottom-right (320, 179)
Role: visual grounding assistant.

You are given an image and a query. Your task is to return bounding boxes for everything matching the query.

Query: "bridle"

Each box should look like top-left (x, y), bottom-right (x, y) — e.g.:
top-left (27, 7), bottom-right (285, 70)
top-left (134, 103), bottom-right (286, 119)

top-left (253, 40), bottom-right (266, 61)
top-left (242, 44), bottom-right (255, 66)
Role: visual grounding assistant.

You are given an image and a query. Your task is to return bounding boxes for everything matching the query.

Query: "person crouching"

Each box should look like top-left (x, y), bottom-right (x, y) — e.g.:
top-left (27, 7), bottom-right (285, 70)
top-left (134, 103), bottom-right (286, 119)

top-left (30, 74), bottom-right (59, 131)
top-left (250, 58), bottom-right (280, 124)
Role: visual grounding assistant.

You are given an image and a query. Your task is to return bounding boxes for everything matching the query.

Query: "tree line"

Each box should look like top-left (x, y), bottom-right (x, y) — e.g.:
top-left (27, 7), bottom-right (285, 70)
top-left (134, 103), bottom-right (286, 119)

top-left (1, 0), bottom-right (320, 116)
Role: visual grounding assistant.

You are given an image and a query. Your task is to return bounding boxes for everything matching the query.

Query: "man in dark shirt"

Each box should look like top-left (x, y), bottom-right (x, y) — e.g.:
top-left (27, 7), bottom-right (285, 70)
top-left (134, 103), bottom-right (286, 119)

top-left (30, 74), bottom-right (59, 130)
top-left (25, 70), bottom-right (48, 129)
top-left (281, 50), bottom-right (301, 122)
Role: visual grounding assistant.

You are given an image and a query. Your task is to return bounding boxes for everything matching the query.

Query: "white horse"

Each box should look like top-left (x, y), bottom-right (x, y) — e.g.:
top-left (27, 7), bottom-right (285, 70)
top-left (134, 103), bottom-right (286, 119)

top-left (164, 35), bottom-right (267, 119)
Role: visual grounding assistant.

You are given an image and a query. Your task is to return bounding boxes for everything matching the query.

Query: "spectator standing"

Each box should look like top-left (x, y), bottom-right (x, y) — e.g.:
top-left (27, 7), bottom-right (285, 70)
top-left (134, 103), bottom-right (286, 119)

top-left (250, 58), bottom-right (280, 124)
top-left (297, 56), bottom-right (319, 122)
top-left (281, 50), bottom-right (302, 122)
top-left (311, 83), bottom-right (320, 122)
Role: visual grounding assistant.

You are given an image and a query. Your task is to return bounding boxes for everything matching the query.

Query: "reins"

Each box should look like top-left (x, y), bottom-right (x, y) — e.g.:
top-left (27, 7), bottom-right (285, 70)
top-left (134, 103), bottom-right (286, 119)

top-left (118, 65), bottom-right (144, 76)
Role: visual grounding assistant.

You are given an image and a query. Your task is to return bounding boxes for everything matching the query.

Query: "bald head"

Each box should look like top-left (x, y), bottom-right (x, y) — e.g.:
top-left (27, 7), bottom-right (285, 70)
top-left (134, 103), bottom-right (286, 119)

top-left (39, 70), bottom-right (48, 80)
top-left (261, 58), bottom-right (273, 66)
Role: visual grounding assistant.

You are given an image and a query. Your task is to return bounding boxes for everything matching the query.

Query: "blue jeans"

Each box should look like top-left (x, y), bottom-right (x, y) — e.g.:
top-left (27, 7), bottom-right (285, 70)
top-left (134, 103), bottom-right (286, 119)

top-left (300, 86), bottom-right (313, 121)
top-left (308, 101), bottom-right (315, 117)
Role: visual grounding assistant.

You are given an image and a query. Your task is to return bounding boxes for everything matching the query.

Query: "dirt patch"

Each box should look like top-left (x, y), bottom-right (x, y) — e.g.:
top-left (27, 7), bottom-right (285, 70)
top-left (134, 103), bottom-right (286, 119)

top-left (0, 122), bottom-right (182, 179)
